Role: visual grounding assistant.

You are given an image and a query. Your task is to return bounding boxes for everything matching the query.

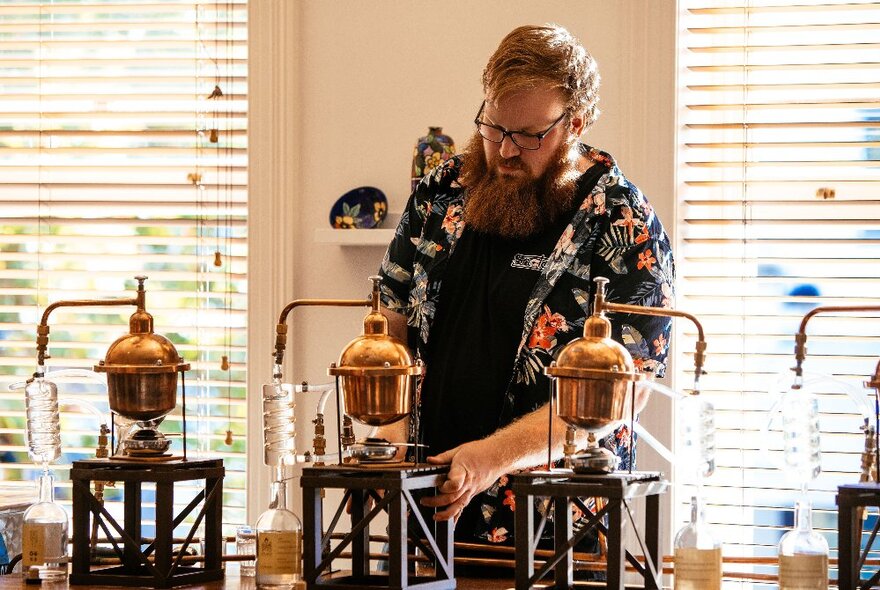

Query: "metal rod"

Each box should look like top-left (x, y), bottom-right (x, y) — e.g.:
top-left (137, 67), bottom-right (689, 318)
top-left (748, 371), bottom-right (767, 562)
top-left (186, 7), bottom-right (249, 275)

top-left (547, 375), bottom-right (553, 470)
top-left (335, 375), bottom-right (343, 465)
top-left (629, 380), bottom-right (635, 474)
top-left (181, 370), bottom-right (187, 461)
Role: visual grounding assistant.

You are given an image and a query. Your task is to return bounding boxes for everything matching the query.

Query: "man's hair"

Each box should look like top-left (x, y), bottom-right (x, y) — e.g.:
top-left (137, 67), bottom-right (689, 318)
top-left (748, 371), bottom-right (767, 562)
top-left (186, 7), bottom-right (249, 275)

top-left (482, 24), bottom-right (600, 129)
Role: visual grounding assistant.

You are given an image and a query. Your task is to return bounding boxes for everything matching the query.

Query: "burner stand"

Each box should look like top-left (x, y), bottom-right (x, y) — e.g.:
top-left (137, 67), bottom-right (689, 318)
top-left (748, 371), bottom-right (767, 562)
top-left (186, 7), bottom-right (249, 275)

top-left (837, 482), bottom-right (880, 589)
top-left (69, 458), bottom-right (224, 588)
top-left (301, 464), bottom-right (454, 590)
top-left (511, 470), bottom-right (668, 590)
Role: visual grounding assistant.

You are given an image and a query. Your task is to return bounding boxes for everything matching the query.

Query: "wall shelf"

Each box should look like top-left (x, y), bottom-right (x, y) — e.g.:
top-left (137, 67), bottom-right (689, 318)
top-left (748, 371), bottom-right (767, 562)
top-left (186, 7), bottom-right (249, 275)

top-left (314, 227), bottom-right (395, 246)
top-left (315, 213), bottom-right (399, 246)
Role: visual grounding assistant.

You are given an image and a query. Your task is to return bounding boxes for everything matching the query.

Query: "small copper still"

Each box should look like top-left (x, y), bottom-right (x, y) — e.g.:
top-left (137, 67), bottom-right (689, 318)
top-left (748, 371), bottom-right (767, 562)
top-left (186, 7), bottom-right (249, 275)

top-left (36, 276), bottom-right (189, 458)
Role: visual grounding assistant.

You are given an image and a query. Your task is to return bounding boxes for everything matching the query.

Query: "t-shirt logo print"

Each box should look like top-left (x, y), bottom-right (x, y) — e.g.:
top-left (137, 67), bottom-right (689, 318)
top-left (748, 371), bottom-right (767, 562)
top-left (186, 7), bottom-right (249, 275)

top-left (511, 253), bottom-right (548, 271)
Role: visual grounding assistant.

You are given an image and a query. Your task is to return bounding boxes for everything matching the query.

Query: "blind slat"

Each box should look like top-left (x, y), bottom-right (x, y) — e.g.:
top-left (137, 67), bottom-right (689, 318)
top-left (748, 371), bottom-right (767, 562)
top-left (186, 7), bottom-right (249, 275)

top-left (0, 1), bottom-right (249, 534)
top-left (678, 0), bottom-right (880, 571)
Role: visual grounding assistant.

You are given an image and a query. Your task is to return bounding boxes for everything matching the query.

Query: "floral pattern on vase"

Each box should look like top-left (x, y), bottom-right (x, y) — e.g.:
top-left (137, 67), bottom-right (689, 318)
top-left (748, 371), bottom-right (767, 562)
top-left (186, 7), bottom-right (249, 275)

top-left (411, 127), bottom-right (455, 193)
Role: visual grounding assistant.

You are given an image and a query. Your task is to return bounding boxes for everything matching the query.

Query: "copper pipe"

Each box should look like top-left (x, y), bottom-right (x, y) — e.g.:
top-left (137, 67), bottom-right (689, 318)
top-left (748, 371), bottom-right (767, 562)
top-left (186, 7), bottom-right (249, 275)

top-left (35, 276), bottom-right (147, 367)
top-left (793, 304), bottom-right (880, 378)
top-left (273, 298), bottom-right (371, 371)
top-left (593, 276), bottom-right (707, 393)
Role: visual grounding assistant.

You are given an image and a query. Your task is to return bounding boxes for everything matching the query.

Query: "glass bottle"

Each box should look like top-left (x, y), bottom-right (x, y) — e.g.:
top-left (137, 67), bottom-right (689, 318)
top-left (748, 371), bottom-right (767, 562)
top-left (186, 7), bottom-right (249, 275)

top-left (673, 495), bottom-right (722, 590)
top-left (22, 469), bottom-right (68, 581)
top-left (777, 499), bottom-right (828, 590)
top-left (255, 478), bottom-right (302, 589)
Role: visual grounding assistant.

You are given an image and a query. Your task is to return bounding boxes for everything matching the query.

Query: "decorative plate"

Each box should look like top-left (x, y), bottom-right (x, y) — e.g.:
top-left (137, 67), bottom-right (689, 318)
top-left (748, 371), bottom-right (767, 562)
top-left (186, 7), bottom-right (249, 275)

top-left (329, 186), bottom-right (388, 229)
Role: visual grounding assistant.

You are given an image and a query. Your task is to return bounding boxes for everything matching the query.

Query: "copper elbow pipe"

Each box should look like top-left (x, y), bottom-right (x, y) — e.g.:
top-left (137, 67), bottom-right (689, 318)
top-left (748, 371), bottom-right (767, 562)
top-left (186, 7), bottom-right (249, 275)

top-left (593, 277), bottom-right (706, 393)
top-left (793, 304), bottom-right (880, 379)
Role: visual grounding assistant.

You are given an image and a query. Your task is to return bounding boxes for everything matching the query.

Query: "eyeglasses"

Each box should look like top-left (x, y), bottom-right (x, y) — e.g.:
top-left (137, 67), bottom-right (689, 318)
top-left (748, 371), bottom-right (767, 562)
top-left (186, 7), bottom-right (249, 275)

top-left (474, 101), bottom-right (567, 150)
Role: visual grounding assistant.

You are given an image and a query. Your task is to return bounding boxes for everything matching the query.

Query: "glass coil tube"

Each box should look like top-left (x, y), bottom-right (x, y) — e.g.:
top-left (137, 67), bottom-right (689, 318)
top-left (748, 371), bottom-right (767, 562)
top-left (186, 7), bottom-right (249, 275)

top-left (262, 379), bottom-right (296, 467)
top-left (25, 370), bottom-right (61, 467)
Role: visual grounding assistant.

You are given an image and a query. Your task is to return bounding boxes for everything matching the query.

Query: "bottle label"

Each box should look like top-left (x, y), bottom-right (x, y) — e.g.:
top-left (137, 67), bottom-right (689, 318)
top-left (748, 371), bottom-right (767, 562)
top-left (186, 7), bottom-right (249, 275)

top-left (22, 522), bottom-right (66, 568)
top-left (256, 531), bottom-right (302, 576)
top-left (674, 547), bottom-right (722, 590)
top-left (779, 554), bottom-right (828, 589)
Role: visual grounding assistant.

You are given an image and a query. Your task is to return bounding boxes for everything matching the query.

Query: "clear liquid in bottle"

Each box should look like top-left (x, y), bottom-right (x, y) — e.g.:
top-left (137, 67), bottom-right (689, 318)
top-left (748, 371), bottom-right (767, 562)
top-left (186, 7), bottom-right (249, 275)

top-left (22, 469), bottom-right (68, 581)
top-left (674, 495), bottom-right (722, 590)
top-left (256, 477), bottom-right (302, 589)
top-left (778, 499), bottom-right (828, 590)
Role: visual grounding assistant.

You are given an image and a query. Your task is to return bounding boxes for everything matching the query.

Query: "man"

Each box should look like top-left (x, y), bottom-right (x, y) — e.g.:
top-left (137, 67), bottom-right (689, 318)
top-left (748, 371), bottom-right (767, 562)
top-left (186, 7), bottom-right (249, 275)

top-left (377, 24), bottom-right (674, 547)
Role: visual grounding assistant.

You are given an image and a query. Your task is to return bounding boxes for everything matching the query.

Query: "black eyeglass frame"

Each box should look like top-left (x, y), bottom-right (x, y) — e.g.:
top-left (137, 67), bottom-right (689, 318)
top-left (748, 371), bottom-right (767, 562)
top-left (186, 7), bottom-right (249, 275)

top-left (473, 101), bottom-right (568, 151)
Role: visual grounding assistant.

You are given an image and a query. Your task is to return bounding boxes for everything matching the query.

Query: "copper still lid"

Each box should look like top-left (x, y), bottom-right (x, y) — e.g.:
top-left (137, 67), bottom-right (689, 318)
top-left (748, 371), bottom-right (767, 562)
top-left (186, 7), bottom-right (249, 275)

top-left (545, 312), bottom-right (641, 382)
top-left (93, 277), bottom-right (189, 421)
top-left (546, 294), bottom-right (641, 432)
top-left (94, 277), bottom-right (189, 375)
top-left (328, 279), bottom-right (423, 426)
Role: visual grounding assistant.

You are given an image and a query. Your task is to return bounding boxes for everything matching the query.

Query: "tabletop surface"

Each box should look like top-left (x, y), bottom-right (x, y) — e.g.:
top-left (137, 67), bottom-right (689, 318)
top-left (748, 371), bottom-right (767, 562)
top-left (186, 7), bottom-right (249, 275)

top-left (0, 573), bottom-right (518, 590)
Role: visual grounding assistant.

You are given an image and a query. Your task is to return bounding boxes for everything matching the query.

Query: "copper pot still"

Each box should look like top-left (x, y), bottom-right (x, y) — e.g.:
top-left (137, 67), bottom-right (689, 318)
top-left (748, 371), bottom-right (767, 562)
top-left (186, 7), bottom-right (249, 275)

top-left (94, 287), bottom-right (189, 424)
top-left (329, 307), bottom-right (423, 427)
top-left (546, 313), bottom-right (640, 433)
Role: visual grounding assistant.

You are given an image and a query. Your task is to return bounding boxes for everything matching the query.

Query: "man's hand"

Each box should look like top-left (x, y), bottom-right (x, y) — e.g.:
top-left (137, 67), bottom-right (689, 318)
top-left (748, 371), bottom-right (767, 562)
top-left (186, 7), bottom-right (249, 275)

top-left (420, 439), bottom-right (506, 521)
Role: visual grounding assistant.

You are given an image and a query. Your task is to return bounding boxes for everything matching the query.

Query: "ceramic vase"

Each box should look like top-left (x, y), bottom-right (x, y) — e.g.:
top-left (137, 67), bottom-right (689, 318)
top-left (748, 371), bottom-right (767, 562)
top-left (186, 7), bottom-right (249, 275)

top-left (411, 127), bottom-right (455, 192)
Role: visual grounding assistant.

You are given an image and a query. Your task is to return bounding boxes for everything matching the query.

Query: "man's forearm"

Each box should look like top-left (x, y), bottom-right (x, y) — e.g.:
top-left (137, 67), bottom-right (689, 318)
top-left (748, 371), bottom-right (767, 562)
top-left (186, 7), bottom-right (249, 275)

top-left (480, 403), bottom-right (591, 473)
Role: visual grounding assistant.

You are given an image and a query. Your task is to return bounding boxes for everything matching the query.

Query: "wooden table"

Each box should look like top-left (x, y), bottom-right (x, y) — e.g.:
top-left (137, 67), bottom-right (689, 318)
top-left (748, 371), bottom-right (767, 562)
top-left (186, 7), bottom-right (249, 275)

top-left (0, 573), bottom-right (517, 590)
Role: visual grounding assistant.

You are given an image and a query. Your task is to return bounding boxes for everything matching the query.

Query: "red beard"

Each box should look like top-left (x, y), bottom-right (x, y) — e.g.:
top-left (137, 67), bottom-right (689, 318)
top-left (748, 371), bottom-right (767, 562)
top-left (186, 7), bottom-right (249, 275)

top-left (458, 131), bottom-right (581, 240)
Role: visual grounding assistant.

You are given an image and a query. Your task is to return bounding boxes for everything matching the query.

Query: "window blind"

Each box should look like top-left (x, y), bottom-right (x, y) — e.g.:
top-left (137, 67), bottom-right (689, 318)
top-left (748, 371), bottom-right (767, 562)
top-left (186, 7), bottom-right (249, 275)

top-left (677, 0), bottom-right (880, 585)
top-left (0, 0), bottom-right (248, 541)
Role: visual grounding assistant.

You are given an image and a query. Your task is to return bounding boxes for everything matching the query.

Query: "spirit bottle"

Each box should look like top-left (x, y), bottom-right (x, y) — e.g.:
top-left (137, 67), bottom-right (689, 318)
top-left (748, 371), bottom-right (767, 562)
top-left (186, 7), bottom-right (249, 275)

top-left (674, 495), bottom-right (722, 590)
top-left (22, 469), bottom-right (68, 581)
top-left (255, 478), bottom-right (302, 589)
top-left (777, 499), bottom-right (828, 590)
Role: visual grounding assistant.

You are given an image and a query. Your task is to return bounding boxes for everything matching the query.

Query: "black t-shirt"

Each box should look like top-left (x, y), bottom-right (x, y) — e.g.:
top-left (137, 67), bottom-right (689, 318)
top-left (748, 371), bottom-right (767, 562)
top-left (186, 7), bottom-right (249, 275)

top-left (419, 164), bottom-right (605, 459)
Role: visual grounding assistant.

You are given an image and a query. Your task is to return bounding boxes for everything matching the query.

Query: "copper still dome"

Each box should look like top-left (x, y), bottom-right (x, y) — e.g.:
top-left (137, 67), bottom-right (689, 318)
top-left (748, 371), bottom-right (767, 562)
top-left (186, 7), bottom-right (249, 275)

top-left (329, 303), bottom-right (422, 426)
top-left (94, 279), bottom-right (189, 422)
top-left (546, 305), bottom-right (641, 432)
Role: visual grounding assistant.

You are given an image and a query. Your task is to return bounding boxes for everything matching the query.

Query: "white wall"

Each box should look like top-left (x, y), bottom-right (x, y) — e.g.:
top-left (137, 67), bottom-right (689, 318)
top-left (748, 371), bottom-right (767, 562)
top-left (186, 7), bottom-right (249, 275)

top-left (248, 0), bottom-right (677, 562)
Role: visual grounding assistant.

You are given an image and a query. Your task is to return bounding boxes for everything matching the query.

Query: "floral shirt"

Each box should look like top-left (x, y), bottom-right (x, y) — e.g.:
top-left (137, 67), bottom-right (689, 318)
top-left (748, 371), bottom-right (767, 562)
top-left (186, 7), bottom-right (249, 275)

top-left (379, 144), bottom-right (675, 544)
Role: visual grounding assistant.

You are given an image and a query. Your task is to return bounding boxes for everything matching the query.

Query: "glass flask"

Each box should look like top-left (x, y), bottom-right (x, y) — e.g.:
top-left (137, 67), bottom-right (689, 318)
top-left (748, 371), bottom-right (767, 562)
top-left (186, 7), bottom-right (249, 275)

top-left (777, 500), bottom-right (828, 590)
top-left (673, 495), bottom-right (722, 590)
top-left (22, 470), bottom-right (68, 581)
top-left (255, 478), bottom-right (302, 589)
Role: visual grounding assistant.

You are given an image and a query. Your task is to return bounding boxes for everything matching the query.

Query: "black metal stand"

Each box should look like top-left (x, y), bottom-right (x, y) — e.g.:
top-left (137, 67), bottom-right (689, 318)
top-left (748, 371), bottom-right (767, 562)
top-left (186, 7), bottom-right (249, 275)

top-left (69, 458), bottom-right (224, 588)
top-left (837, 482), bottom-right (880, 589)
top-left (301, 464), bottom-right (455, 590)
top-left (511, 470), bottom-right (667, 590)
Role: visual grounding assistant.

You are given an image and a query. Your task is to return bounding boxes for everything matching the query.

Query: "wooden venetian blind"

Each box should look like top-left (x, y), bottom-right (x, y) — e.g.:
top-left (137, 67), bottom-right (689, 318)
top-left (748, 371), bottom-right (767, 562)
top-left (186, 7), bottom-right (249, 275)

top-left (676, 0), bottom-right (880, 585)
top-left (0, 0), bottom-right (248, 537)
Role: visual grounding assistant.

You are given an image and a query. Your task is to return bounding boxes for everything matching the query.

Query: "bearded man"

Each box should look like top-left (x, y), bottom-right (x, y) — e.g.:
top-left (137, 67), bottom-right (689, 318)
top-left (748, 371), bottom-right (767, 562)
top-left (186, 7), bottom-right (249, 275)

top-left (377, 24), bottom-right (675, 549)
